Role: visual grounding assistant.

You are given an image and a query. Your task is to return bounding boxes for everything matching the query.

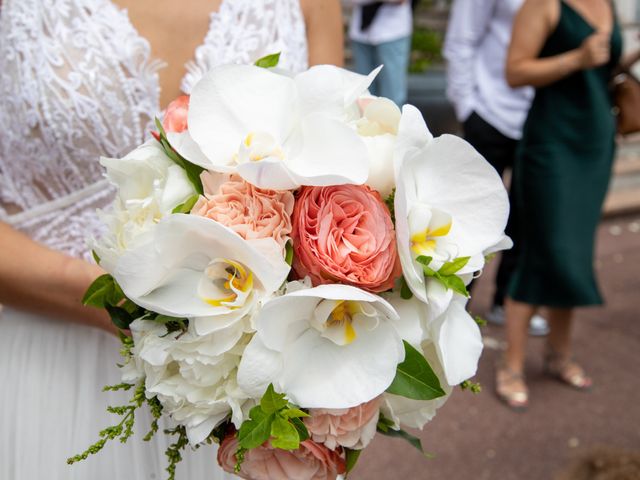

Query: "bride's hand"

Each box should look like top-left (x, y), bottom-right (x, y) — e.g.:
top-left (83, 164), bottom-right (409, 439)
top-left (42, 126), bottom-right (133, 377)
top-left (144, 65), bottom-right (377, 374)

top-left (0, 222), bottom-right (118, 335)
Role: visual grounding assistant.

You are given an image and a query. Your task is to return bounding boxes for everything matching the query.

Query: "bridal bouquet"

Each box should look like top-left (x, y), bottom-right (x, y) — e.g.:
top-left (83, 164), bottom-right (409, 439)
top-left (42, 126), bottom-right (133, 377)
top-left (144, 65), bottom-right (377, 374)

top-left (69, 55), bottom-right (510, 480)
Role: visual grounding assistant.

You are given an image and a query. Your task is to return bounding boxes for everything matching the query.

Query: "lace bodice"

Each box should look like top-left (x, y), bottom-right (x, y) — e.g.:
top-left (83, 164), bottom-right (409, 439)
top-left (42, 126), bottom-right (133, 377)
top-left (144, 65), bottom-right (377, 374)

top-left (0, 0), bottom-right (308, 258)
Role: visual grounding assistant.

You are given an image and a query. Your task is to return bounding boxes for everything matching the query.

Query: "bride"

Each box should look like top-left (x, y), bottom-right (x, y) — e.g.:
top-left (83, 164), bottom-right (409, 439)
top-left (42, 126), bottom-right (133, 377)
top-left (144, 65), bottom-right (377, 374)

top-left (0, 0), bottom-right (342, 478)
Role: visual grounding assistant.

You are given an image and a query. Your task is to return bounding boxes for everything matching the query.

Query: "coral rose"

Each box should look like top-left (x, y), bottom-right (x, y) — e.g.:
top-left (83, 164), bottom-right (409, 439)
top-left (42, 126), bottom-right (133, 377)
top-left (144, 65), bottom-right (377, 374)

top-left (291, 184), bottom-right (400, 292)
top-left (192, 172), bottom-right (294, 251)
top-left (304, 397), bottom-right (381, 450)
top-left (217, 436), bottom-right (346, 480)
top-left (162, 95), bottom-right (189, 133)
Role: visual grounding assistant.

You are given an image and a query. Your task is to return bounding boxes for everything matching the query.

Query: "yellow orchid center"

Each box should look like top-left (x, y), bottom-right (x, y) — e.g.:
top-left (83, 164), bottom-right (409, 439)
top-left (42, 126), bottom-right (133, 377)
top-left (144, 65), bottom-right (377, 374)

top-left (203, 259), bottom-right (254, 308)
top-left (326, 300), bottom-right (362, 345)
top-left (242, 132), bottom-right (285, 162)
top-left (410, 221), bottom-right (452, 257)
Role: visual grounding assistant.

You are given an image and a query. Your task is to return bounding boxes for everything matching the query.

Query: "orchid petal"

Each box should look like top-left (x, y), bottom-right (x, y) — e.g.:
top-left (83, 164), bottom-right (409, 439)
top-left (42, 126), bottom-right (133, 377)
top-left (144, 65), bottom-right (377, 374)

top-left (188, 64), bottom-right (296, 167)
top-left (113, 214), bottom-right (289, 317)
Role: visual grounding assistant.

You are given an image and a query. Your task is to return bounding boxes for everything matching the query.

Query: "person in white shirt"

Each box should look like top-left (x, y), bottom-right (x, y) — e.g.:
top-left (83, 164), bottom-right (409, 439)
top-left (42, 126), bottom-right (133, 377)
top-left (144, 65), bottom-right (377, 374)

top-left (349, 0), bottom-right (414, 105)
top-left (443, 0), bottom-right (548, 336)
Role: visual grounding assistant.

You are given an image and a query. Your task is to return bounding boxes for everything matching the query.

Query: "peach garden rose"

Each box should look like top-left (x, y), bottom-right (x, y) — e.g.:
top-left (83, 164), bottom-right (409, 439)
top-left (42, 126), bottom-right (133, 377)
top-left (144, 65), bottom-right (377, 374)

top-left (304, 397), bottom-right (382, 451)
top-left (217, 436), bottom-right (346, 480)
top-left (192, 172), bottom-right (294, 251)
top-left (291, 184), bottom-right (400, 293)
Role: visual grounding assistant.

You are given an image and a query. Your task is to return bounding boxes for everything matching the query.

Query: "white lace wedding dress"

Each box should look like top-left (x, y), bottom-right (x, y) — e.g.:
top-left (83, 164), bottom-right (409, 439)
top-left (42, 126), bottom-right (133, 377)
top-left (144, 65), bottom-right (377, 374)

top-left (0, 1), bottom-right (307, 478)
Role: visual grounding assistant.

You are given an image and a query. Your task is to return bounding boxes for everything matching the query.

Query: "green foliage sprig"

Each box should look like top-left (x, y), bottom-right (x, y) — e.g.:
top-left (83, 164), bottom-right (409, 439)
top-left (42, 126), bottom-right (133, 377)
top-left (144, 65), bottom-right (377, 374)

top-left (460, 380), bottom-right (482, 394)
top-left (416, 255), bottom-right (471, 297)
top-left (164, 425), bottom-right (193, 480)
top-left (234, 384), bottom-right (310, 472)
top-left (67, 381), bottom-right (156, 465)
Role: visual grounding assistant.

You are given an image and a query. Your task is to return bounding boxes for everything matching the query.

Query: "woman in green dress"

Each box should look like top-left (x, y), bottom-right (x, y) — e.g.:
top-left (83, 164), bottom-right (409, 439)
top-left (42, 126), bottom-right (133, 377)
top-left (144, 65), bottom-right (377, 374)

top-left (496, 0), bottom-right (623, 409)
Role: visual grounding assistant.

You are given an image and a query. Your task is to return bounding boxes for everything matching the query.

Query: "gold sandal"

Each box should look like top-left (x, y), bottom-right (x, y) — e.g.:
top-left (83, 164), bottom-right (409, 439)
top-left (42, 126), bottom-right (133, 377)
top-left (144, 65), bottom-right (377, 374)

top-left (495, 362), bottom-right (529, 411)
top-left (543, 348), bottom-right (592, 391)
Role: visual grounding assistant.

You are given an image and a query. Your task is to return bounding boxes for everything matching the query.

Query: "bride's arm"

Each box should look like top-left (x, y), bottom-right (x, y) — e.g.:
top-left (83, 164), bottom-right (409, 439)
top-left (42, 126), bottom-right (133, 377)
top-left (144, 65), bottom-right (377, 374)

top-left (301, 0), bottom-right (344, 66)
top-left (0, 222), bottom-right (115, 334)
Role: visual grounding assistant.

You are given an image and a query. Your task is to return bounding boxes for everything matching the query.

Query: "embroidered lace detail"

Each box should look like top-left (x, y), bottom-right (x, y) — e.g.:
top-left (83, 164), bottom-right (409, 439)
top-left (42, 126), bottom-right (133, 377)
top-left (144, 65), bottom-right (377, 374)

top-left (181, 0), bottom-right (308, 94)
top-left (0, 0), bottom-right (308, 259)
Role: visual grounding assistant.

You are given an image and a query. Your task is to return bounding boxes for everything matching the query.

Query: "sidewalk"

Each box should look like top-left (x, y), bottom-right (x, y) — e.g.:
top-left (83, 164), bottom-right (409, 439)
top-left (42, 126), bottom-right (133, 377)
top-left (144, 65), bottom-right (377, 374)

top-left (350, 213), bottom-right (640, 480)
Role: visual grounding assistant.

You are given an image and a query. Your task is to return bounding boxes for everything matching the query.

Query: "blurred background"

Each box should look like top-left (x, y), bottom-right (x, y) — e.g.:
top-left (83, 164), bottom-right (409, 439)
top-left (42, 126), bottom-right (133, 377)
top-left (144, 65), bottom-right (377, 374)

top-left (342, 1), bottom-right (640, 479)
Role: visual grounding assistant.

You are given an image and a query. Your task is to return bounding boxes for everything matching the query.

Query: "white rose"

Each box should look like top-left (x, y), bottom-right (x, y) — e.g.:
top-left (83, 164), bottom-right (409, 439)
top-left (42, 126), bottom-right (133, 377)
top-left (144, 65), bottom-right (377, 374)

top-left (128, 319), bottom-right (254, 445)
top-left (94, 141), bottom-right (195, 270)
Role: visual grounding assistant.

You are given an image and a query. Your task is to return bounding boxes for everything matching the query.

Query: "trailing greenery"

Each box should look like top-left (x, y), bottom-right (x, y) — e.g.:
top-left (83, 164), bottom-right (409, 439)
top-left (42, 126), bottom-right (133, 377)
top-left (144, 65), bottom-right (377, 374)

top-left (67, 381), bottom-right (157, 465)
top-left (387, 341), bottom-right (446, 401)
top-left (164, 425), bottom-right (192, 480)
top-left (460, 380), bottom-right (482, 394)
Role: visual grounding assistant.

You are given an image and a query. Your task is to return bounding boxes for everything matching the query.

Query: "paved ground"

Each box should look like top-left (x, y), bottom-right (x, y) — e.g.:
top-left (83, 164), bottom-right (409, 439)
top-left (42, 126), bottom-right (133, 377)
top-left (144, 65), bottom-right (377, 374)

top-left (351, 214), bottom-right (640, 480)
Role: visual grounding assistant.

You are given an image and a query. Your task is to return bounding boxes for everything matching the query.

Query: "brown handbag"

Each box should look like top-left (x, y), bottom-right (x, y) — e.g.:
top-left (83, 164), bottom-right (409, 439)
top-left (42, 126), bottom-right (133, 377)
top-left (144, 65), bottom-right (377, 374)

top-left (612, 64), bottom-right (640, 136)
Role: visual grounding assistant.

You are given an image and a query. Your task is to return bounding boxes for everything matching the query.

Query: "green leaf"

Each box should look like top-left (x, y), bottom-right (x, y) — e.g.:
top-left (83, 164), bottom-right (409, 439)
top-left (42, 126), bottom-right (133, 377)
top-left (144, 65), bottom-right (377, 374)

top-left (106, 305), bottom-right (134, 330)
top-left (438, 256), bottom-right (470, 276)
top-left (106, 280), bottom-right (126, 306)
top-left (282, 407), bottom-right (309, 419)
top-left (91, 250), bottom-right (101, 265)
top-left (400, 276), bottom-right (413, 300)
top-left (345, 448), bottom-right (362, 474)
top-left (415, 255), bottom-right (433, 267)
top-left (377, 426), bottom-right (424, 453)
top-left (154, 117), bottom-right (204, 195)
top-left (441, 274), bottom-right (469, 297)
top-left (376, 414), bottom-right (395, 433)
top-left (82, 274), bottom-right (115, 308)
top-left (172, 194), bottom-right (201, 214)
top-left (260, 384), bottom-right (288, 414)
top-left (237, 407), bottom-right (274, 450)
top-left (254, 52), bottom-right (281, 68)
top-left (270, 417), bottom-right (300, 450)
top-left (387, 341), bottom-right (446, 400)
top-left (284, 241), bottom-right (294, 266)
top-left (289, 417), bottom-right (310, 442)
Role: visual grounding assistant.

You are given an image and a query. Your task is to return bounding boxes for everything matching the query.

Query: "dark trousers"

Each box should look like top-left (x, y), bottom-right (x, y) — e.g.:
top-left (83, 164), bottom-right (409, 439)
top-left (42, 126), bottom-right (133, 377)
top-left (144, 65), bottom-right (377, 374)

top-left (463, 112), bottom-right (519, 307)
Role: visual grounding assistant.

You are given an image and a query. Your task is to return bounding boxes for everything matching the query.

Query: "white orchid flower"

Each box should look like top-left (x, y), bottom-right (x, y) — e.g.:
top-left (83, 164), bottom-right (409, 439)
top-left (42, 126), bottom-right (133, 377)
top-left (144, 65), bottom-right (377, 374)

top-left (354, 96), bottom-right (402, 197)
top-left (94, 141), bottom-right (195, 271)
top-left (111, 214), bottom-right (290, 334)
top-left (237, 284), bottom-right (405, 409)
top-left (169, 64), bottom-right (377, 190)
top-left (387, 294), bottom-right (483, 387)
top-left (394, 105), bottom-right (510, 309)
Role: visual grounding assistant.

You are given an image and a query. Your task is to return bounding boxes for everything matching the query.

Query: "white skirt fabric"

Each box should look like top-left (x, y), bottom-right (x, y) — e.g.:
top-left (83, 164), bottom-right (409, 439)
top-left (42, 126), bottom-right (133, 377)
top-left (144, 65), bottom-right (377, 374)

top-left (0, 307), bottom-right (231, 480)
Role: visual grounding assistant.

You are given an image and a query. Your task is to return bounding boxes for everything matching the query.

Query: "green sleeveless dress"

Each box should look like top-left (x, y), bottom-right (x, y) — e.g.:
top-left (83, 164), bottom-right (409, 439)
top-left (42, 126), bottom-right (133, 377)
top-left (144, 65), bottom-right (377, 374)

top-left (508, 2), bottom-right (623, 307)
